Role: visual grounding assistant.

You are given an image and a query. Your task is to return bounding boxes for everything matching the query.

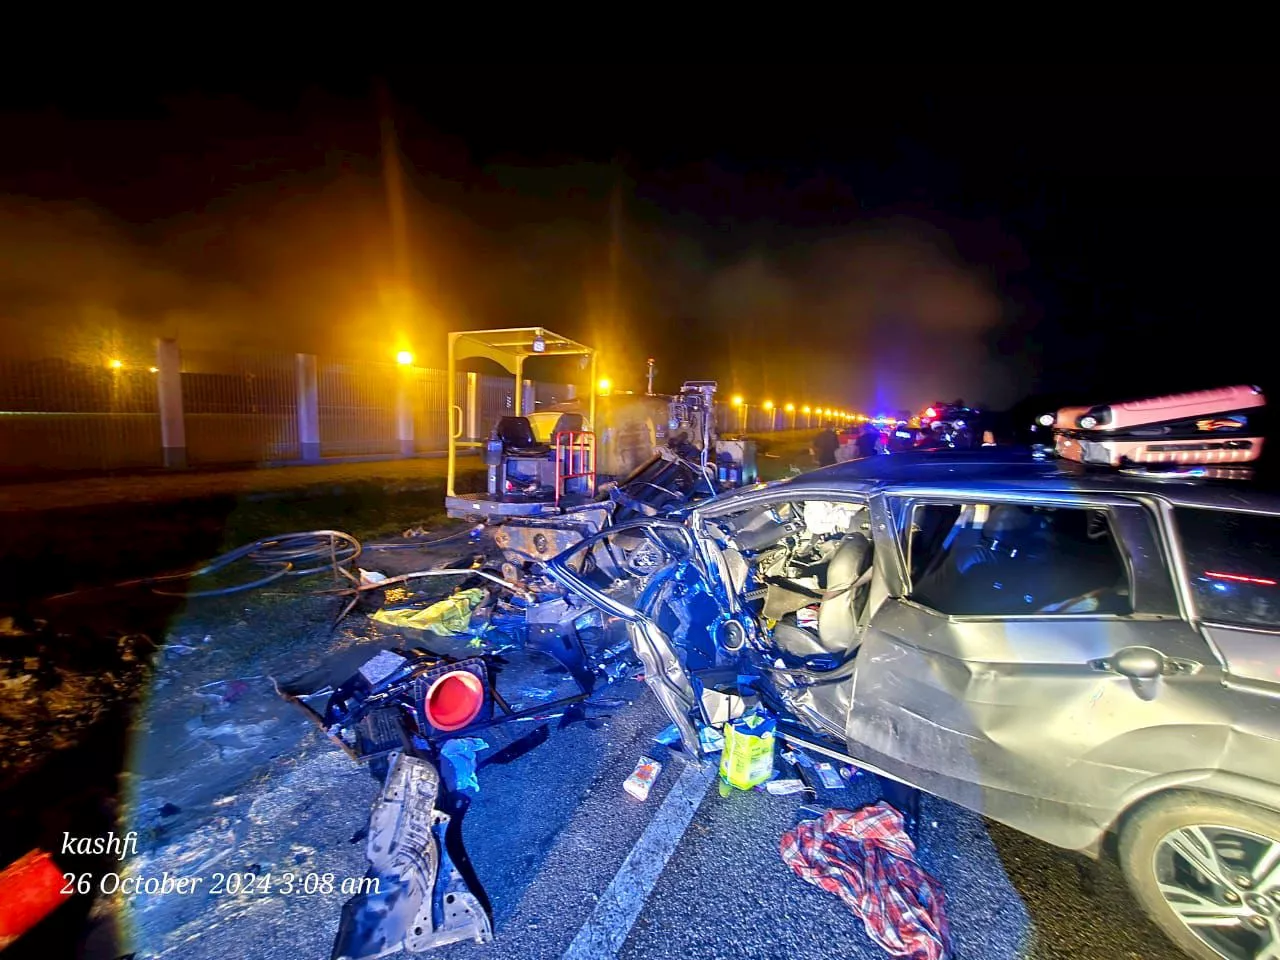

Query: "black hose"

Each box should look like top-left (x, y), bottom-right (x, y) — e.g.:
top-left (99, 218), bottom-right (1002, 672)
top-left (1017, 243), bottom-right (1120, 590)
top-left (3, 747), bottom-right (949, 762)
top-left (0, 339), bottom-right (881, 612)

top-left (45, 525), bottom-right (487, 603)
top-left (44, 530), bottom-right (363, 601)
top-left (145, 530), bottom-right (362, 598)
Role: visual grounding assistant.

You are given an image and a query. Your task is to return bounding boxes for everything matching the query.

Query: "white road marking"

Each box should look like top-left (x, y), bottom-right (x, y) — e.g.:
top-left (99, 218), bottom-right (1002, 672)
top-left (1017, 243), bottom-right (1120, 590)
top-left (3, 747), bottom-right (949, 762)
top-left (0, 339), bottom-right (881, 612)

top-left (561, 761), bottom-right (717, 960)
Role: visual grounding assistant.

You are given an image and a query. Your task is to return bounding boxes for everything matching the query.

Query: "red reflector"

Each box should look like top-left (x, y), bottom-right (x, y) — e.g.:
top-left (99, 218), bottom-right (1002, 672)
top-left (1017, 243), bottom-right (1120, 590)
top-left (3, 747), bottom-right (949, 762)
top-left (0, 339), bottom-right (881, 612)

top-left (1206, 571), bottom-right (1277, 586)
top-left (424, 671), bottom-right (485, 731)
top-left (0, 850), bottom-right (71, 948)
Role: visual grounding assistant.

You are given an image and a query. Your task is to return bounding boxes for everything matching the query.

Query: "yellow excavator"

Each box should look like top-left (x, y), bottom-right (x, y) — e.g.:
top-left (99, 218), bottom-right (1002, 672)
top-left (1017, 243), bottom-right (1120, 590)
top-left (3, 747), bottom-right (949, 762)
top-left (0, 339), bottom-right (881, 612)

top-left (443, 327), bottom-right (756, 568)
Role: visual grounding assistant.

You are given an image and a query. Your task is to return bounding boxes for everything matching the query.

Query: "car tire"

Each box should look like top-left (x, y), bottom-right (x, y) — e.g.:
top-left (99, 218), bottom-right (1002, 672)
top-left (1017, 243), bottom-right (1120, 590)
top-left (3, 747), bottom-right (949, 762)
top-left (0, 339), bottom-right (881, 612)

top-left (1119, 792), bottom-right (1280, 960)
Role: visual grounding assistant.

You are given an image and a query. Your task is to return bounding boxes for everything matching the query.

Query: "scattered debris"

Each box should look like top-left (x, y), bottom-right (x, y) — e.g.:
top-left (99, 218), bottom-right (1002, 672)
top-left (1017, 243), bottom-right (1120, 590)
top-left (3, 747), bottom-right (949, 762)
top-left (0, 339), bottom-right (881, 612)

top-left (371, 588), bottom-right (487, 636)
top-left (652, 723), bottom-right (683, 748)
top-left (718, 709), bottom-right (776, 794)
top-left (780, 804), bottom-right (951, 960)
top-left (623, 756), bottom-right (663, 801)
top-left (331, 754), bottom-right (492, 960)
top-left (813, 762), bottom-right (845, 790)
top-left (765, 779), bottom-right (812, 796)
top-left (439, 738), bottom-right (489, 794)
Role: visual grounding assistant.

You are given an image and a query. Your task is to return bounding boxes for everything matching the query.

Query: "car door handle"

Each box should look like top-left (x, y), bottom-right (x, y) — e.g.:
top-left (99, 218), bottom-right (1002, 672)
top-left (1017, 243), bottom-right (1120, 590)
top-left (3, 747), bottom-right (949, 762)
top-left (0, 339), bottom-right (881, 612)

top-left (1089, 647), bottom-right (1202, 692)
top-left (1092, 647), bottom-right (1166, 680)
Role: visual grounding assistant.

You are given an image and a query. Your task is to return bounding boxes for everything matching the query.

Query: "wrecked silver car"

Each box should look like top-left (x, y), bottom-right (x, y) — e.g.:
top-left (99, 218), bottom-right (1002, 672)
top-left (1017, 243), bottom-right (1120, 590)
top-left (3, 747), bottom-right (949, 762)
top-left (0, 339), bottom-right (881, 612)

top-left (542, 449), bottom-right (1280, 960)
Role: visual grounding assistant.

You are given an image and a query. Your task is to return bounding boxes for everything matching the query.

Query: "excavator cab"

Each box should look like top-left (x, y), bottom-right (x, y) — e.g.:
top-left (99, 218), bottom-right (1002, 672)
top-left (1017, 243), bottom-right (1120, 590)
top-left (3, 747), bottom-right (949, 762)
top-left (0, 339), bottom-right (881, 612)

top-left (446, 327), bottom-right (598, 521)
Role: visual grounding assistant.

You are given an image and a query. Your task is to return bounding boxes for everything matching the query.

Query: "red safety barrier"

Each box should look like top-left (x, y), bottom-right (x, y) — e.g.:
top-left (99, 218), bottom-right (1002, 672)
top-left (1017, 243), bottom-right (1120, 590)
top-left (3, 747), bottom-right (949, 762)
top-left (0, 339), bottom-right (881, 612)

top-left (554, 430), bottom-right (596, 505)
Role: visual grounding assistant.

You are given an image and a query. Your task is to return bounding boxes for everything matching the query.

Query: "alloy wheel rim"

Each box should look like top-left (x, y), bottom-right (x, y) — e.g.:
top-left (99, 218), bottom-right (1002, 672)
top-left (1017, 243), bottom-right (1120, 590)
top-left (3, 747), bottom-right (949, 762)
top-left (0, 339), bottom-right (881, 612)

top-left (1153, 823), bottom-right (1280, 960)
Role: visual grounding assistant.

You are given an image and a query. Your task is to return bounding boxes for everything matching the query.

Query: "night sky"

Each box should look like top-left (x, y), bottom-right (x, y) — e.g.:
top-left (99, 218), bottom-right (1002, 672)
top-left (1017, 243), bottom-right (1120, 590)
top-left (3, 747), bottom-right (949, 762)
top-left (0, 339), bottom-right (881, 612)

top-left (2, 64), bottom-right (1276, 414)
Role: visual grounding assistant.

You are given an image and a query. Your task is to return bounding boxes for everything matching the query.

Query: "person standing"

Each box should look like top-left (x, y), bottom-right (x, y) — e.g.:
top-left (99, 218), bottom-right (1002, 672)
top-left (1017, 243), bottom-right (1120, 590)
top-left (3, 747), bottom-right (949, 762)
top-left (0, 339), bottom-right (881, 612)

top-left (811, 427), bottom-right (839, 467)
top-left (855, 422), bottom-right (884, 458)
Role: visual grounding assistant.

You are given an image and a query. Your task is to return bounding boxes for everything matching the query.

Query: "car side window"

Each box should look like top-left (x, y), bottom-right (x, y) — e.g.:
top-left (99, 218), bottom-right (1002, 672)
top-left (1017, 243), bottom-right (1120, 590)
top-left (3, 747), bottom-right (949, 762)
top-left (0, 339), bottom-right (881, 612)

top-left (1175, 507), bottom-right (1280, 629)
top-left (906, 502), bottom-right (1133, 616)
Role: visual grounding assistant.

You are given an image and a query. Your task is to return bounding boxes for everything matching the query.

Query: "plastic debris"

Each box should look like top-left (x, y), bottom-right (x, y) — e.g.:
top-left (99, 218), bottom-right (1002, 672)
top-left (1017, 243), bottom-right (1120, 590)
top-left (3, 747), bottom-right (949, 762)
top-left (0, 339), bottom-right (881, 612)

top-left (766, 778), bottom-right (813, 796)
top-left (624, 756), bottom-right (663, 801)
top-left (653, 723), bottom-right (683, 747)
top-left (439, 737), bottom-right (490, 793)
top-left (359, 569), bottom-right (389, 585)
top-left (814, 762), bottom-right (845, 790)
top-left (719, 709), bottom-right (777, 794)
top-left (372, 588), bottom-right (487, 636)
top-left (698, 725), bottom-right (725, 754)
top-left (518, 685), bottom-right (557, 701)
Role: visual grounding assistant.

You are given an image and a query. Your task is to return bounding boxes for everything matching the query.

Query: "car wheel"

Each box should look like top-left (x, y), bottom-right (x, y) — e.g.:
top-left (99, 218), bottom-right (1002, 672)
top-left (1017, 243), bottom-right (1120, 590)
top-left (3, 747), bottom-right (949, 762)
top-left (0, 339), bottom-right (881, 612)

top-left (1119, 792), bottom-right (1280, 960)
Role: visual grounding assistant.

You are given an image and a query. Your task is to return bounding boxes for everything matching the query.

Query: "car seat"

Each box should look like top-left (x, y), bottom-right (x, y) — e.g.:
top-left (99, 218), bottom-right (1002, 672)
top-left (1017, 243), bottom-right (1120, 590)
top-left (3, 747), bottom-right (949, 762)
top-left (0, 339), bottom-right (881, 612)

top-left (770, 533), bottom-right (874, 662)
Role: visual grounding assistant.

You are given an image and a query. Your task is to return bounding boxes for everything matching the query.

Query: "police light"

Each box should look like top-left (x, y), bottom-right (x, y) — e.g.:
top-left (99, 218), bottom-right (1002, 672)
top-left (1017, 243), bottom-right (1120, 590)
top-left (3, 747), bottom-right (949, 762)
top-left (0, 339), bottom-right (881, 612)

top-left (925, 407), bottom-right (937, 419)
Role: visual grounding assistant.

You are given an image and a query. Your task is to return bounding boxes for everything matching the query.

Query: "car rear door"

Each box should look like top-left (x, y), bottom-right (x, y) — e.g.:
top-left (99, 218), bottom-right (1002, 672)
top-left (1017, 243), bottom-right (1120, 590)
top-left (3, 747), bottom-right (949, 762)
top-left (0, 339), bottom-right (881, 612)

top-left (847, 489), bottom-right (1228, 851)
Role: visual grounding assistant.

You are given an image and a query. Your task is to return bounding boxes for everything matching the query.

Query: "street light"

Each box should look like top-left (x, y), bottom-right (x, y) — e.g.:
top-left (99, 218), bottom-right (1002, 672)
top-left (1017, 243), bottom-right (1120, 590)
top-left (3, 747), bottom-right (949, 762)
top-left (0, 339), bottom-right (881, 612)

top-left (763, 400), bottom-right (776, 431)
top-left (732, 394), bottom-right (748, 431)
top-left (597, 377), bottom-right (613, 396)
top-left (396, 350), bottom-right (414, 366)
top-left (801, 404), bottom-right (812, 428)
top-left (785, 402), bottom-right (796, 429)
top-left (108, 359), bottom-right (123, 370)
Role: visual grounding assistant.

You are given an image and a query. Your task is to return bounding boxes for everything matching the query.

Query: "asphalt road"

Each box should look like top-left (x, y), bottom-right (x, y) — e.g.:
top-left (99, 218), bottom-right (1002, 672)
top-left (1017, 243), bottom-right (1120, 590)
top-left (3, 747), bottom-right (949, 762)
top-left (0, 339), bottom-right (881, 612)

top-left (109, 653), bottom-right (1185, 960)
top-left (7, 530), bottom-right (1190, 960)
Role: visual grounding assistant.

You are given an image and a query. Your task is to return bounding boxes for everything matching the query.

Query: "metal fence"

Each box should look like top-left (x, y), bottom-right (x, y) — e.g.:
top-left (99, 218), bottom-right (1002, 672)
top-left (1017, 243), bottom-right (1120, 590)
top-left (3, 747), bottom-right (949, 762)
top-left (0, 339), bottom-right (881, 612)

top-left (181, 350), bottom-right (300, 465)
top-left (0, 337), bottom-right (596, 477)
top-left (316, 357), bottom-right (403, 458)
top-left (413, 368), bottom-right (465, 453)
top-left (0, 346), bottom-right (161, 476)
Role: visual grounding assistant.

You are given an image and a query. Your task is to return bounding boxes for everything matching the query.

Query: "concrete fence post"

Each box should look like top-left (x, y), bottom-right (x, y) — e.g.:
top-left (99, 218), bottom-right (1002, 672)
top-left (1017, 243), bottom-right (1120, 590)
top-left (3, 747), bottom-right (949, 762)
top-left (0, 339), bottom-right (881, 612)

top-left (466, 372), bottom-right (479, 439)
top-left (156, 338), bottom-right (187, 469)
top-left (296, 353), bottom-right (320, 462)
top-left (522, 379), bottom-right (535, 415)
top-left (397, 366), bottom-right (415, 457)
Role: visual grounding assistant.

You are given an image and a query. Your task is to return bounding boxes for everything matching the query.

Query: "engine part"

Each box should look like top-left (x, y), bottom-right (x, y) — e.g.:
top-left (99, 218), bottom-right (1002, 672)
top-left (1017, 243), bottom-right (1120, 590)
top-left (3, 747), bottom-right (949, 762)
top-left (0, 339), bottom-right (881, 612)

top-left (330, 754), bottom-right (492, 960)
top-left (492, 506), bottom-right (610, 566)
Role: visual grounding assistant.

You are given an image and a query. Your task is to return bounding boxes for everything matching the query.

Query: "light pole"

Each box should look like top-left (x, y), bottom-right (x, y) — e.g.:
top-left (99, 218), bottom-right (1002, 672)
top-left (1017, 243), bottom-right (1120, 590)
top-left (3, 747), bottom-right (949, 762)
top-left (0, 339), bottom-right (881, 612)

top-left (763, 400), bottom-right (775, 431)
top-left (802, 405), bottom-right (811, 429)
top-left (732, 394), bottom-right (746, 433)
top-left (785, 402), bottom-right (795, 429)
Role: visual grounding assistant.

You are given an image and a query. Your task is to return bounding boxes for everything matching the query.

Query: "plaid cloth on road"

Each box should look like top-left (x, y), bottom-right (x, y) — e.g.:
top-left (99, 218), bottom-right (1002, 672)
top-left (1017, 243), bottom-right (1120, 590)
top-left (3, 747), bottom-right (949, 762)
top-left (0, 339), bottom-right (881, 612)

top-left (780, 803), bottom-right (951, 960)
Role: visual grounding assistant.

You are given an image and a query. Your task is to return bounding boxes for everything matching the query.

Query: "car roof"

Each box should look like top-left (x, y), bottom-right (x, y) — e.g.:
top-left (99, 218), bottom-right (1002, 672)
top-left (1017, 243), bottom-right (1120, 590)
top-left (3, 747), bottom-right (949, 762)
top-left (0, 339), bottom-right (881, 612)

top-left (777, 448), bottom-right (1280, 514)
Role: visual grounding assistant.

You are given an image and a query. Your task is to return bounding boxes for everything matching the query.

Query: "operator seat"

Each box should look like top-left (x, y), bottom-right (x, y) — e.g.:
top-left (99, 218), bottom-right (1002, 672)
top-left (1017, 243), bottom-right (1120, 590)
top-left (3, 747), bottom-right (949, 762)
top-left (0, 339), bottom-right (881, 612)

top-left (770, 532), bottom-right (874, 662)
top-left (495, 416), bottom-right (550, 457)
top-left (551, 412), bottom-right (585, 438)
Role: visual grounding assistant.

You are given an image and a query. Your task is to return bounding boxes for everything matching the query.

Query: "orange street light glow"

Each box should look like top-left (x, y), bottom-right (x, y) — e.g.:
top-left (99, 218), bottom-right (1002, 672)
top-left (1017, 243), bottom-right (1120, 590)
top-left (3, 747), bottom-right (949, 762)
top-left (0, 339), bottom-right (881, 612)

top-left (396, 351), bottom-right (414, 366)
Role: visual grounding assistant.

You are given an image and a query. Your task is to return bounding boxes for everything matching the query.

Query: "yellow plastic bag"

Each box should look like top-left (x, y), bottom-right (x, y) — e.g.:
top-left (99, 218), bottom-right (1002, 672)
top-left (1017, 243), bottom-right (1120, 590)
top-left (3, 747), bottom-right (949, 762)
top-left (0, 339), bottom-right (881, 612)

top-left (718, 711), bottom-right (777, 791)
top-left (372, 588), bottom-right (486, 636)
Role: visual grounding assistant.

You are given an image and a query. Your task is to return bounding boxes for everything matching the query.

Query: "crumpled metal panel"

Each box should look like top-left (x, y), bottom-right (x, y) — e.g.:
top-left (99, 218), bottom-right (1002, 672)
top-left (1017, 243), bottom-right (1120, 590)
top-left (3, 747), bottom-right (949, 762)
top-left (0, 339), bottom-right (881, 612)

top-left (846, 598), bottom-right (1240, 850)
top-left (331, 754), bottom-right (491, 960)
